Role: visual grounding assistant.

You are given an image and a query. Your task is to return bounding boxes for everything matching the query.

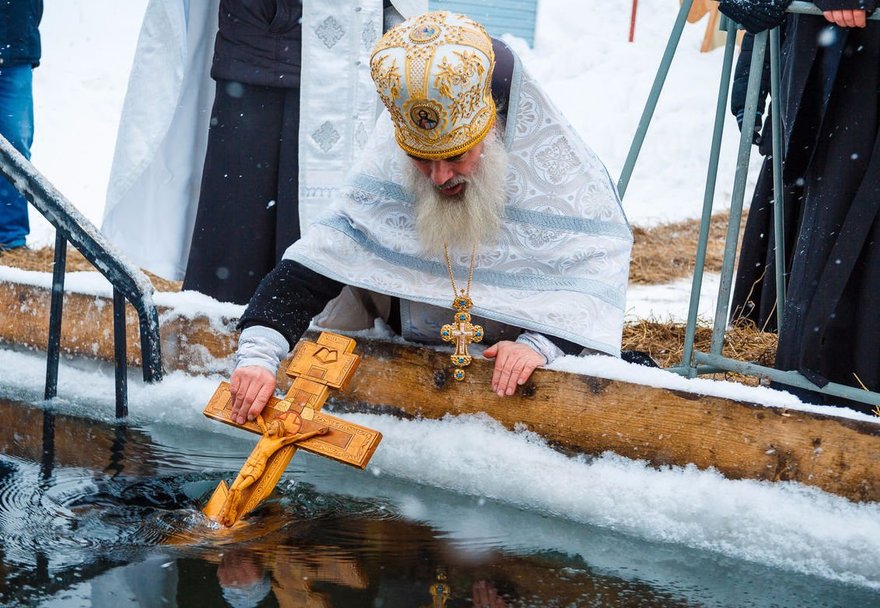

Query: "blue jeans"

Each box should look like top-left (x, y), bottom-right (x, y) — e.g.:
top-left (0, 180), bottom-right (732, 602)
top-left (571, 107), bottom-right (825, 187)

top-left (0, 64), bottom-right (34, 248)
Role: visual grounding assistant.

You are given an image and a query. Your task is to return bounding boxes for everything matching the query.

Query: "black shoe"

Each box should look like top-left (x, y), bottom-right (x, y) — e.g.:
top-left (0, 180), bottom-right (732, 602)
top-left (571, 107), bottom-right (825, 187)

top-left (621, 349), bottom-right (660, 368)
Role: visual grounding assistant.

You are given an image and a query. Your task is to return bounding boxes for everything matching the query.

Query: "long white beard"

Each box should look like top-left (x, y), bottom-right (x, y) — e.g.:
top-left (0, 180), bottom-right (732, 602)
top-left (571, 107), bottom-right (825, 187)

top-left (404, 132), bottom-right (509, 257)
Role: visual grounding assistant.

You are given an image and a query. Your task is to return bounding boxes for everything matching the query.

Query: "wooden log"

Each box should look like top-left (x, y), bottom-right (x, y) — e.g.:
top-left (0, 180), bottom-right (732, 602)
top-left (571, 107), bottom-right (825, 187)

top-left (0, 280), bottom-right (238, 374)
top-left (326, 338), bottom-right (880, 503)
top-left (2, 274), bottom-right (878, 502)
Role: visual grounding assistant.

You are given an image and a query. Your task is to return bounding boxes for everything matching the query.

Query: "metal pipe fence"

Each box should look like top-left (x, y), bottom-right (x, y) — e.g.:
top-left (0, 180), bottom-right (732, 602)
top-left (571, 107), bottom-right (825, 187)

top-left (620, 1), bottom-right (880, 407)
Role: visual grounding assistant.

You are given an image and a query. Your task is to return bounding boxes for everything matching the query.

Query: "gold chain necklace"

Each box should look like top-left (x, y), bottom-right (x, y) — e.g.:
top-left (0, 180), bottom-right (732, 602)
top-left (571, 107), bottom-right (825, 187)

top-left (440, 244), bottom-right (484, 381)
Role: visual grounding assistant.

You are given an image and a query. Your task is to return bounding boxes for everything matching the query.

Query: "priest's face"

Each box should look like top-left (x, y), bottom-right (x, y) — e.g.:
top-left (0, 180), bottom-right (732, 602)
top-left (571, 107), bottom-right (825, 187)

top-left (408, 142), bottom-right (485, 197)
top-left (403, 131), bottom-right (509, 256)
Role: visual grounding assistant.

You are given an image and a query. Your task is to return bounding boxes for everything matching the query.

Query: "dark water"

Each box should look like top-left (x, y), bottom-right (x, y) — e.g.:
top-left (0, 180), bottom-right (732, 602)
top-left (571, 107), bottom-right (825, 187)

top-left (0, 397), bottom-right (877, 608)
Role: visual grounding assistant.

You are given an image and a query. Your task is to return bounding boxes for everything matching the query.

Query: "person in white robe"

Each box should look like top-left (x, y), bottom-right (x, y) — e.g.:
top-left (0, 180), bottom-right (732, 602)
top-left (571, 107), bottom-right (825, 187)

top-left (100, 0), bottom-right (426, 293)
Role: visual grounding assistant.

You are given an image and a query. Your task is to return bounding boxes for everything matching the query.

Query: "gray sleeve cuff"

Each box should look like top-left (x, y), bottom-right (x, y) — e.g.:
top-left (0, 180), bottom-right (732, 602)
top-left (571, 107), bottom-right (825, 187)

top-left (515, 332), bottom-right (564, 365)
top-left (235, 325), bottom-right (291, 375)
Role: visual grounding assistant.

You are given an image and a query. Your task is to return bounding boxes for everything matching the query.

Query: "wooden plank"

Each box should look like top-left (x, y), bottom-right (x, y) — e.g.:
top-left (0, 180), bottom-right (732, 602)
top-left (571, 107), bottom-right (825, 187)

top-left (429, 0), bottom-right (538, 45)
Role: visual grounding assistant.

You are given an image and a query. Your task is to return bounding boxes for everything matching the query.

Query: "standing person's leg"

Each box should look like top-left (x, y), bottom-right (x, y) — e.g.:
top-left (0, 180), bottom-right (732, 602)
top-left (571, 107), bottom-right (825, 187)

top-left (0, 65), bottom-right (34, 249)
top-left (274, 85), bottom-right (301, 260)
top-left (183, 81), bottom-right (285, 304)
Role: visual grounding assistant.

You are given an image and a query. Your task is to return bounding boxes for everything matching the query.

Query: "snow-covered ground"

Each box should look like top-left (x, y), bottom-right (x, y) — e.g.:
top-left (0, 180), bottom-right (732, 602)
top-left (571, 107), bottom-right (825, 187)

top-left (7, 1), bottom-right (879, 594)
top-left (30, 0), bottom-right (146, 234)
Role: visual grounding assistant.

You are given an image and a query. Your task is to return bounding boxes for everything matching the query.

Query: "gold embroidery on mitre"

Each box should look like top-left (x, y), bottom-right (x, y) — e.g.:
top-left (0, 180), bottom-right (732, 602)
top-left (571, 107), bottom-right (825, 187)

top-left (435, 51), bottom-right (486, 124)
top-left (371, 54), bottom-right (401, 101)
top-left (370, 11), bottom-right (496, 160)
top-left (371, 54), bottom-right (405, 127)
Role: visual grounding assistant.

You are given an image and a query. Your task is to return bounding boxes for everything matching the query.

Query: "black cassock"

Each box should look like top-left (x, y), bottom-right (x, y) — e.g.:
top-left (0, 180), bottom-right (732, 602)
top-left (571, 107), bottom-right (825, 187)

top-left (723, 3), bottom-right (880, 412)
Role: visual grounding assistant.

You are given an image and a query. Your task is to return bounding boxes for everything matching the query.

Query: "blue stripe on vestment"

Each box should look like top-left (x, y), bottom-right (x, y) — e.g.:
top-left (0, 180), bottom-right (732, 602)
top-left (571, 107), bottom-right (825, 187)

top-left (313, 214), bottom-right (626, 310)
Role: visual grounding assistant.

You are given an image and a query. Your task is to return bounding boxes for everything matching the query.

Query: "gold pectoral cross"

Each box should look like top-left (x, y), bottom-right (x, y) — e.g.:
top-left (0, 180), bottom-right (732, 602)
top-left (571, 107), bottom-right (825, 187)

top-left (202, 332), bottom-right (382, 526)
top-left (440, 293), bottom-right (483, 381)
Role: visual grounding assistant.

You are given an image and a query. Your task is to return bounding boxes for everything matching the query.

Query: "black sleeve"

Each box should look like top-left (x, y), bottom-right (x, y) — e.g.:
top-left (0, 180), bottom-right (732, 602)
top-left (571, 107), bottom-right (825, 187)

top-left (731, 32), bottom-right (756, 125)
top-left (719, 0), bottom-right (793, 33)
top-left (491, 38), bottom-right (515, 121)
top-left (541, 333), bottom-right (587, 356)
top-left (237, 259), bottom-right (345, 349)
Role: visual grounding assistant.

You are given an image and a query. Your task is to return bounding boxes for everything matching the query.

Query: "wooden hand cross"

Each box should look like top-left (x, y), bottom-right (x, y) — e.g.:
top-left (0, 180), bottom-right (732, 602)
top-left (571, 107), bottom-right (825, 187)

top-left (202, 332), bottom-right (382, 526)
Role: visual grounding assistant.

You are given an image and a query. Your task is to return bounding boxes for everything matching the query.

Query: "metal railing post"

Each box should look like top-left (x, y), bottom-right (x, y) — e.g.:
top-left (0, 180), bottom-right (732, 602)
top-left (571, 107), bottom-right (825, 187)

top-left (709, 29), bottom-right (769, 354)
top-left (112, 289), bottom-right (129, 418)
top-left (0, 134), bottom-right (163, 416)
top-left (769, 28), bottom-right (786, 331)
top-left (44, 233), bottom-right (66, 399)
top-left (680, 16), bottom-right (738, 376)
top-left (618, 1), bottom-right (880, 406)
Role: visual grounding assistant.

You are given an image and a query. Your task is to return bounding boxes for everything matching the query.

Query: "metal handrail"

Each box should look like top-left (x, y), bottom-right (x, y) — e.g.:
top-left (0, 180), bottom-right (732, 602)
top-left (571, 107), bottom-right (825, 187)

top-left (620, 2), bottom-right (880, 407)
top-left (0, 135), bottom-right (163, 417)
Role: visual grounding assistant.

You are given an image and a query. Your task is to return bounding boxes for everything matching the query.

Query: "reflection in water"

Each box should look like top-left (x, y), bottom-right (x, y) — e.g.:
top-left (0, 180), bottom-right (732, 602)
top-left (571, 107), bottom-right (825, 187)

top-left (0, 397), bottom-right (877, 607)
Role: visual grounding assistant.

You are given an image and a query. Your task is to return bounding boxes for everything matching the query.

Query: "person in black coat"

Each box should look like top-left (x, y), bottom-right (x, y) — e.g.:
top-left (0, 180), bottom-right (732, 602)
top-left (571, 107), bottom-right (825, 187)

top-left (721, 0), bottom-right (880, 412)
top-left (182, 0), bottom-right (305, 304)
top-left (0, 0), bottom-right (42, 251)
top-left (183, 0), bottom-right (401, 305)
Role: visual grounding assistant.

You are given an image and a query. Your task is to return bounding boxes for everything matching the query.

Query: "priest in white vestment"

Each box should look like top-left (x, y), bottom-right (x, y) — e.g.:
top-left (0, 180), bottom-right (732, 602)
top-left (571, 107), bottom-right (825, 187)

top-left (222, 11), bottom-right (633, 422)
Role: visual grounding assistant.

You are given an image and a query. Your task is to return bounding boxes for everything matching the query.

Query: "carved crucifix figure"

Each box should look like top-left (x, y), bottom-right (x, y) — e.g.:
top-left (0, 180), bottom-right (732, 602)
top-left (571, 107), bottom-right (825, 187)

top-left (202, 333), bottom-right (382, 526)
top-left (441, 297), bottom-right (484, 381)
top-left (216, 414), bottom-right (328, 526)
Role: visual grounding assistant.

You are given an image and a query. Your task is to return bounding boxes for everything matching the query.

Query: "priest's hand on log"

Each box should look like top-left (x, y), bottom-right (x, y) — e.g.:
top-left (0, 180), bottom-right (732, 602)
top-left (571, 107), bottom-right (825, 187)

top-left (229, 365), bottom-right (276, 424)
top-left (483, 341), bottom-right (546, 397)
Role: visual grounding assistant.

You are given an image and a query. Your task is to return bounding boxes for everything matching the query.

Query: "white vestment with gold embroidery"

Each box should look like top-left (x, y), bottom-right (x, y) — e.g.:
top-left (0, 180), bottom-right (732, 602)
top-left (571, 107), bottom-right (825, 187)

top-left (287, 59), bottom-right (633, 355)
